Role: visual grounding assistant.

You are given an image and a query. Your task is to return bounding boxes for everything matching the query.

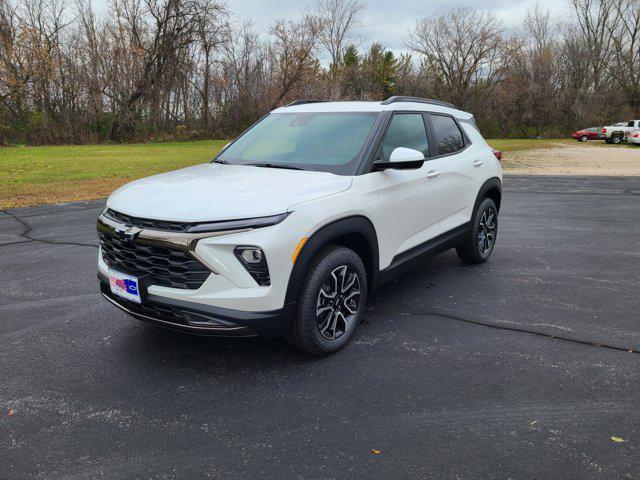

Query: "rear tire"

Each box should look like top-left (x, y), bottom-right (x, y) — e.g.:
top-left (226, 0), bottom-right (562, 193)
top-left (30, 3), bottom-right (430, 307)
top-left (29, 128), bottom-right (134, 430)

top-left (612, 135), bottom-right (622, 144)
top-left (287, 245), bottom-right (367, 356)
top-left (580, 135), bottom-right (589, 142)
top-left (456, 198), bottom-right (498, 264)
top-left (605, 137), bottom-right (612, 144)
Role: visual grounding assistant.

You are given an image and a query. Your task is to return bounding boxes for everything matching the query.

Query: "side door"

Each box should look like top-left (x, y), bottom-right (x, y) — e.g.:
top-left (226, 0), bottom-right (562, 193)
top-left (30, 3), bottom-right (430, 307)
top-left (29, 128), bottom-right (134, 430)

top-left (625, 121), bottom-right (635, 140)
top-left (428, 113), bottom-right (485, 232)
top-left (371, 112), bottom-right (444, 268)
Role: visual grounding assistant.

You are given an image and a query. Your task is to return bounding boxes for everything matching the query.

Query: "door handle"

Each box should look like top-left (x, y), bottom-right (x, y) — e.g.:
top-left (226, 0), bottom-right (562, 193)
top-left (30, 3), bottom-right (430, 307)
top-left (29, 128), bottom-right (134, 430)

top-left (426, 170), bottom-right (440, 179)
top-left (473, 159), bottom-right (484, 167)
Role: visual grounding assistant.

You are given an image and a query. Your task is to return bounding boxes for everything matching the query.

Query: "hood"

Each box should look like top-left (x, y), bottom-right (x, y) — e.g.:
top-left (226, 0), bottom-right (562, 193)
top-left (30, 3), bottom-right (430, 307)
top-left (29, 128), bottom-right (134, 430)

top-left (106, 163), bottom-right (352, 222)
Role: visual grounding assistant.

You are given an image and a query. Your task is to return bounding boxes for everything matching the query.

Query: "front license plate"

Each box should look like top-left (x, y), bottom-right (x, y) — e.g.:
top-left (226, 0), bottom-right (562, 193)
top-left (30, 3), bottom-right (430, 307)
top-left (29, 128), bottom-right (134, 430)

top-left (109, 269), bottom-right (141, 303)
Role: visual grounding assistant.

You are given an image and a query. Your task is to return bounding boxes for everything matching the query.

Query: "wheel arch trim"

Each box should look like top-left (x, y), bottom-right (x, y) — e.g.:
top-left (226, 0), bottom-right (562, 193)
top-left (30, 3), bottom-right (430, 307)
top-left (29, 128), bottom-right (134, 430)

top-left (284, 215), bottom-right (380, 304)
top-left (474, 177), bottom-right (502, 213)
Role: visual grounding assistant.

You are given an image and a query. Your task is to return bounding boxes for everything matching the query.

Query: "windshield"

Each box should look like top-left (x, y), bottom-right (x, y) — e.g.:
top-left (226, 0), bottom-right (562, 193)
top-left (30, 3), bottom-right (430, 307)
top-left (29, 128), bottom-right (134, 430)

top-left (216, 112), bottom-right (379, 175)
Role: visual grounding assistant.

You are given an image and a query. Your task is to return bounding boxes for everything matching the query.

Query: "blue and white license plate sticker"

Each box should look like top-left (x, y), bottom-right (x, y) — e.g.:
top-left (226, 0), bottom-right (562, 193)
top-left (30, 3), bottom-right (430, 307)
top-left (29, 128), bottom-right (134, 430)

top-left (109, 269), bottom-right (141, 303)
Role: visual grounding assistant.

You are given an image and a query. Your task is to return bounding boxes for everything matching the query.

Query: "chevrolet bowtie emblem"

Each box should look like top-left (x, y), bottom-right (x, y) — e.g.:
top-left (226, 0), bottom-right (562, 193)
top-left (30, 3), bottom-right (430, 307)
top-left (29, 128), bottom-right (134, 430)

top-left (114, 225), bottom-right (142, 241)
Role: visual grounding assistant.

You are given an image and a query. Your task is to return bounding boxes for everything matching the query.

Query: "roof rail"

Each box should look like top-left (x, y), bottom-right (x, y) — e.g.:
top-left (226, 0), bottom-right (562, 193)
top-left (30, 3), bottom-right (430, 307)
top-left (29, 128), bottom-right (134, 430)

top-left (285, 99), bottom-right (329, 107)
top-left (381, 96), bottom-right (456, 109)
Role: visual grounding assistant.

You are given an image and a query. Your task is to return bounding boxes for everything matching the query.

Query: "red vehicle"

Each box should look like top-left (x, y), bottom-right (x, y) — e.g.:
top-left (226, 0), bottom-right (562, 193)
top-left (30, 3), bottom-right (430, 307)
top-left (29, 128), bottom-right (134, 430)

top-left (571, 127), bottom-right (603, 142)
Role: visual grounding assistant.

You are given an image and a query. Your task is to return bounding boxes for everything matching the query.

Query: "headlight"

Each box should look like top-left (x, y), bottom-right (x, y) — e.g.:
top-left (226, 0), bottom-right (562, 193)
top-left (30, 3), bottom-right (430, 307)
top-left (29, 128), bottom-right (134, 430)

top-left (187, 213), bottom-right (289, 233)
top-left (234, 246), bottom-right (270, 286)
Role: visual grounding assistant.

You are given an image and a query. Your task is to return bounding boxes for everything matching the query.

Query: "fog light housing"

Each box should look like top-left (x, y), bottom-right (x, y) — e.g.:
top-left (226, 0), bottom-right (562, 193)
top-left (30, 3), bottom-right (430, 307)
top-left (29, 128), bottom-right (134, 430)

top-left (234, 246), bottom-right (270, 286)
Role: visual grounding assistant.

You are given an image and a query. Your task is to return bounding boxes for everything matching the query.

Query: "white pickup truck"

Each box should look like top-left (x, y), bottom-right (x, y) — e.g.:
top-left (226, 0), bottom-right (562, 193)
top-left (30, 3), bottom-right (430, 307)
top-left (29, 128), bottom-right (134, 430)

top-left (603, 120), bottom-right (640, 143)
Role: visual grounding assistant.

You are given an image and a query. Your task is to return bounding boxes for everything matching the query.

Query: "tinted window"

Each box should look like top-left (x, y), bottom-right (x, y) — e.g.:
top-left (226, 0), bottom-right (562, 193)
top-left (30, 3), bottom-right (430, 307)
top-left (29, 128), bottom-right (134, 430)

top-left (218, 112), bottom-right (378, 174)
top-left (380, 113), bottom-right (428, 161)
top-left (431, 115), bottom-right (465, 155)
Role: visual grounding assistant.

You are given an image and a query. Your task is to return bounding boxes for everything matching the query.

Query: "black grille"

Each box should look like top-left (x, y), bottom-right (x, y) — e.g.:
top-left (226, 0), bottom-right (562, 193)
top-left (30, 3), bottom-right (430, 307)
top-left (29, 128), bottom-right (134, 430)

top-left (251, 267), bottom-right (270, 286)
top-left (99, 232), bottom-right (211, 290)
top-left (105, 209), bottom-right (191, 232)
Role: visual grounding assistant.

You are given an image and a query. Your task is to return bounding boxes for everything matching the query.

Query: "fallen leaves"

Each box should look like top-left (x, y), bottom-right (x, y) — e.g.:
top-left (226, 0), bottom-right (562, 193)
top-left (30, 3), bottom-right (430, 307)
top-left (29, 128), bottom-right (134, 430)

top-left (530, 420), bottom-right (538, 427)
top-left (7, 409), bottom-right (14, 416)
top-left (611, 436), bottom-right (626, 443)
top-left (371, 449), bottom-right (382, 455)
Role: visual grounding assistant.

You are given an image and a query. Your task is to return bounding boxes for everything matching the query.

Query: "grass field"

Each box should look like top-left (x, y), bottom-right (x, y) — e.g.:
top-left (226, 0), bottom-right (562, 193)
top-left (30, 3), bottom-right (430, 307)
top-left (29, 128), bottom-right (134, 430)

top-left (486, 138), bottom-right (573, 152)
top-left (0, 140), bottom-right (228, 208)
top-left (0, 137), bottom-right (626, 208)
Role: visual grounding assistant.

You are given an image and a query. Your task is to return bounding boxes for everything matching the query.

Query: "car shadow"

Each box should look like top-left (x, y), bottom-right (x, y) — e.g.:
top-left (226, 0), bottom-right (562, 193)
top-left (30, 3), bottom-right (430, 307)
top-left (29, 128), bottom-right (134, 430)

top-left (118, 250), bottom-right (473, 371)
top-left (123, 321), bottom-right (318, 373)
top-left (366, 250), bottom-right (477, 311)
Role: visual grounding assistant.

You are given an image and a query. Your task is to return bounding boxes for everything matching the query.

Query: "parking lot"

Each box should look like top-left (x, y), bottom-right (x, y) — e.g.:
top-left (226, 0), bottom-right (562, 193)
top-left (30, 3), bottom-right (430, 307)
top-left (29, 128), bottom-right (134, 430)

top-left (1, 175), bottom-right (639, 479)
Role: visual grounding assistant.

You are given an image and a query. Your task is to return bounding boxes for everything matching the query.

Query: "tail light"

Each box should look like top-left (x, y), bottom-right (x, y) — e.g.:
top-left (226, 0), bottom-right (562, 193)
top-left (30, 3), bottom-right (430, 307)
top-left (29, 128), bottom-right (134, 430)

top-left (603, 127), bottom-right (607, 134)
top-left (492, 149), bottom-right (502, 162)
top-left (634, 133), bottom-right (639, 138)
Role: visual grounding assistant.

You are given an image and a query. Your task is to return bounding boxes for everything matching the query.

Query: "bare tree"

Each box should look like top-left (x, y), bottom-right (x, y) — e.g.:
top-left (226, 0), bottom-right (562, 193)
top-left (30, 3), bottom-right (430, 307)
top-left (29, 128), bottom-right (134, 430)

top-left (193, 1), bottom-right (227, 130)
top-left (221, 22), bottom-right (269, 132)
top-left (570, 0), bottom-right (620, 92)
top-left (316, 0), bottom-right (364, 97)
top-left (1, 0), bottom-right (640, 145)
top-left (407, 7), bottom-right (507, 110)
top-left (610, 0), bottom-right (640, 115)
top-left (521, 6), bottom-right (560, 135)
top-left (268, 15), bottom-right (321, 108)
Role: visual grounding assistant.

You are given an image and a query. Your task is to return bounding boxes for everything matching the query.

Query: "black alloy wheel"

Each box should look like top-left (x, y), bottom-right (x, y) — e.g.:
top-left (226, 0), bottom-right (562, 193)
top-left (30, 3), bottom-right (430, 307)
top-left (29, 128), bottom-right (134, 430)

top-left (287, 245), bottom-right (367, 355)
top-left (315, 265), bottom-right (361, 340)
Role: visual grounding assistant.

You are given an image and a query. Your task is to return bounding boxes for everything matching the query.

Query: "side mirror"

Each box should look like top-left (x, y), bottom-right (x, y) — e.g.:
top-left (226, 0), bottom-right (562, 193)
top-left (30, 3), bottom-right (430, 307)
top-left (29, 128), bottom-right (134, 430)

top-left (373, 147), bottom-right (426, 171)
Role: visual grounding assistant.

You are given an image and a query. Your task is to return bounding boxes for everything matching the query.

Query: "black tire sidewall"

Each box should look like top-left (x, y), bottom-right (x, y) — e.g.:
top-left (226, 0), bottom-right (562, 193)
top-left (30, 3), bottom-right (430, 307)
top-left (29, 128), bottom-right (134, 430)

top-left (470, 198), bottom-right (498, 262)
top-left (291, 246), bottom-right (367, 355)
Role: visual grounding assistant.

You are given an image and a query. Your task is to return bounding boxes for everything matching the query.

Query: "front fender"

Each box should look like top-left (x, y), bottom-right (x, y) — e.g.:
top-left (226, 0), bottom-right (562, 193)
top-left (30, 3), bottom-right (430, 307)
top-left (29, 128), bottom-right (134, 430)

top-left (283, 216), bottom-right (379, 304)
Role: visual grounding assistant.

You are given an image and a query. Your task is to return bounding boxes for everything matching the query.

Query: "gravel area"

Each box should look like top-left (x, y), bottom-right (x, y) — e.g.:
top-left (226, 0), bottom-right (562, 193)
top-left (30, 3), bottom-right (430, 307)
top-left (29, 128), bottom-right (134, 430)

top-left (504, 143), bottom-right (640, 176)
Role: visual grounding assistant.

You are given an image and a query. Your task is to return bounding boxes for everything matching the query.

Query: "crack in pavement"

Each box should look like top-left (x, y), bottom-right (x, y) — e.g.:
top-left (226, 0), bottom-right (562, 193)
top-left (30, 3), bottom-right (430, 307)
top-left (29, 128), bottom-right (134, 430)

top-left (367, 310), bottom-right (640, 355)
top-left (3, 203), bottom-right (103, 219)
top-left (0, 210), bottom-right (98, 249)
top-left (3, 195), bottom-right (637, 355)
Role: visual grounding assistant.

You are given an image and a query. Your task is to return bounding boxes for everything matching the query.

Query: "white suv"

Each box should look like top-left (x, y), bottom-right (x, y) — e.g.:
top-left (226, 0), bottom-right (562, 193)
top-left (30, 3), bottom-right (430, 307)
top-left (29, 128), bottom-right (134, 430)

top-left (97, 96), bottom-right (502, 355)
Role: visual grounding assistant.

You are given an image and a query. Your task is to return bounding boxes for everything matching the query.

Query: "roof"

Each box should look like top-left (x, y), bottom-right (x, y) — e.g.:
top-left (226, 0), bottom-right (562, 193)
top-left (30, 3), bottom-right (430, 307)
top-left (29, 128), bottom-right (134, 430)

top-left (272, 98), bottom-right (472, 120)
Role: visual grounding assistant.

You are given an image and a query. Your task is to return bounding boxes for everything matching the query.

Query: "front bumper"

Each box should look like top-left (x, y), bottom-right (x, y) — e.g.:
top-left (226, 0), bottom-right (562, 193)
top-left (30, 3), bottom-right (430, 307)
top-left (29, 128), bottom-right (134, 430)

top-left (96, 209), bottom-right (317, 338)
top-left (99, 273), bottom-right (295, 338)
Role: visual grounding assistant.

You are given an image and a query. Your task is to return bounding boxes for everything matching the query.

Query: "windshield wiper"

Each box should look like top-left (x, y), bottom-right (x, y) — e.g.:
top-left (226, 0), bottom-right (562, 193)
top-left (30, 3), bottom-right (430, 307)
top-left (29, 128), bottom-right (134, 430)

top-left (245, 163), bottom-right (302, 170)
top-left (213, 159), bottom-right (228, 164)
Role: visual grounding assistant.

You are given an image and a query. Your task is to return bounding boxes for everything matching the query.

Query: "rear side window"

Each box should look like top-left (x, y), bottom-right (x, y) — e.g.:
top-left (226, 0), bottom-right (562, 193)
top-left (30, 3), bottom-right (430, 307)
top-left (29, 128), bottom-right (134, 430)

top-left (431, 115), bottom-right (465, 155)
top-left (380, 113), bottom-right (429, 161)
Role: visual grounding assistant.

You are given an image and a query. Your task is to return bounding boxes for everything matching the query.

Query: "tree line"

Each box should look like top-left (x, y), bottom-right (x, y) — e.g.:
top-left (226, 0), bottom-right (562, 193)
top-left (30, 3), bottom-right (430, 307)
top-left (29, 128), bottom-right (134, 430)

top-left (0, 0), bottom-right (638, 145)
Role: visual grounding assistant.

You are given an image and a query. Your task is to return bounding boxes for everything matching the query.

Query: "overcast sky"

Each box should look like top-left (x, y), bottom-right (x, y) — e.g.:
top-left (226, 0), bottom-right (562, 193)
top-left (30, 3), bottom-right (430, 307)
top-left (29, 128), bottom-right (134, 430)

top-left (225, 0), bottom-right (571, 54)
top-left (95, 0), bottom-right (572, 56)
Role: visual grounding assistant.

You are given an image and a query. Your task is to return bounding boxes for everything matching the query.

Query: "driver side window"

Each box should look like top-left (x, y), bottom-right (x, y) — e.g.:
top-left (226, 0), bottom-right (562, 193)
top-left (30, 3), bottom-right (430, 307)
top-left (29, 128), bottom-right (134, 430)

top-left (379, 113), bottom-right (429, 161)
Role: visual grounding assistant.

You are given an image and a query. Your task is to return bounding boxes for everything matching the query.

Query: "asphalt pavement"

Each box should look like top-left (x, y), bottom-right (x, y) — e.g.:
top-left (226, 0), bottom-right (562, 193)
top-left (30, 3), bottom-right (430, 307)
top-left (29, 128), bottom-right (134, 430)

top-left (1, 175), bottom-right (639, 479)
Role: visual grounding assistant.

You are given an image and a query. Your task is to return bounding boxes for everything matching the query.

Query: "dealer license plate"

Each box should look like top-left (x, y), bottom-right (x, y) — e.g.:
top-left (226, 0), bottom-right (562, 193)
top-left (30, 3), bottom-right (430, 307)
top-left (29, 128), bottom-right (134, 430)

top-left (109, 269), bottom-right (141, 303)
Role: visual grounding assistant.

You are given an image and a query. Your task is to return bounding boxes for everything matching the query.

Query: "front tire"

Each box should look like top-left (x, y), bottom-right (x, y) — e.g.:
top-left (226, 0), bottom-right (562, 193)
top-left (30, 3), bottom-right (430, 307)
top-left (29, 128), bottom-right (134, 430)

top-left (456, 198), bottom-right (498, 264)
top-left (612, 135), bottom-right (622, 144)
top-left (580, 135), bottom-right (589, 142)
top-left (287, 245), bottom-right (367, 355)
